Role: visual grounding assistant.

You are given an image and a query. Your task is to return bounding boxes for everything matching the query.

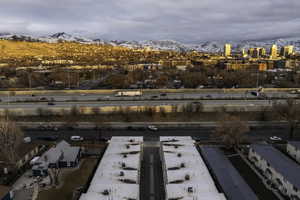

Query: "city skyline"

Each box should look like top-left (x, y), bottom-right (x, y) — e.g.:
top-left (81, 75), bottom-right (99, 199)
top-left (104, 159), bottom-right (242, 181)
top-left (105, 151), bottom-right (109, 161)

top-left (1, 0), bottom-right (300, 43)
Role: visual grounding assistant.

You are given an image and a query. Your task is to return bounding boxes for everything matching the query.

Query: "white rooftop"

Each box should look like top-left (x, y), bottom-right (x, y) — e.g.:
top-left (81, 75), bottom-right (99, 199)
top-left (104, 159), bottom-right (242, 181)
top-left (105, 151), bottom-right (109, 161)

top-left (166, 184), bottom-right (227, 200)
top-left (109, 136), bottom-right (143, 143)
top-left (79, 184), bottom-right (139, 200)
top-left (79, 136), bottom-right (143, 200)
top-left (161, 136), bottom-right (226, 200)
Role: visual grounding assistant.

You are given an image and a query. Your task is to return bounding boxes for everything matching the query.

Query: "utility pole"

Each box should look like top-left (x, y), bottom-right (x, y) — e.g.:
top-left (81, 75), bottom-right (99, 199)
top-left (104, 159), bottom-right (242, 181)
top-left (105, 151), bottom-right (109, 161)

top-left (256, 71), bottom-right (259, 89)
top-left (68, 70), bottom-right (71, 89)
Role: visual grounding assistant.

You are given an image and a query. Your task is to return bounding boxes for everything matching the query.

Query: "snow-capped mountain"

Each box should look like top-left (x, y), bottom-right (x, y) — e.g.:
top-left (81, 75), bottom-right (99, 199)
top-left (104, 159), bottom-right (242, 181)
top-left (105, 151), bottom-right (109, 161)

top-left (113, 40), bottom-right (190, 52)
top-left (1, 32), bottom-right (300, 53)
top-left (0, 32), bottom-right (93, 43)
top-left (39, 32), bottom-right (93, 43)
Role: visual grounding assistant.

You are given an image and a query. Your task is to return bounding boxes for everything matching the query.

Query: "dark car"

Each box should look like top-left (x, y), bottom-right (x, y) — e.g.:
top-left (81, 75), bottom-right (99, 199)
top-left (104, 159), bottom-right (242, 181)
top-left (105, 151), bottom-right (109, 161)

top-left (37, 136), bottom-right (58, 141)
top-left (39, 97), bottom-right (48, 101)
top-left (160, 93), bottom-right (167, 96)
top-left (48, 102), bottom-right (55, 105)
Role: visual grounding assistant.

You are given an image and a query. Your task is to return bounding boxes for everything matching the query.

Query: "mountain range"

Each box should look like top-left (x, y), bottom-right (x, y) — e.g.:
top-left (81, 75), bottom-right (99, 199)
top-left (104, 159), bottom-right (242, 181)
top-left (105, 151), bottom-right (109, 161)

top-left (1, 32), bottom-right (300, 53)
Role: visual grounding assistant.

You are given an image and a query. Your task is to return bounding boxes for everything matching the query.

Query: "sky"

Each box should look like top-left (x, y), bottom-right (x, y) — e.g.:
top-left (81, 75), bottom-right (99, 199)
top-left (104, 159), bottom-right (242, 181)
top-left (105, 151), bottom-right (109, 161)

top-left (1, 0), bottom-right (300, 43)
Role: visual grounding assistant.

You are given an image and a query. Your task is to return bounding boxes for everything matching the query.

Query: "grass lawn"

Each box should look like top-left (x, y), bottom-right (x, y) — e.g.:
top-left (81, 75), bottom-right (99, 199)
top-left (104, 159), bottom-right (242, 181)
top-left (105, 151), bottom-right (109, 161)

top-left (38, 158), bottom-right (98, 200)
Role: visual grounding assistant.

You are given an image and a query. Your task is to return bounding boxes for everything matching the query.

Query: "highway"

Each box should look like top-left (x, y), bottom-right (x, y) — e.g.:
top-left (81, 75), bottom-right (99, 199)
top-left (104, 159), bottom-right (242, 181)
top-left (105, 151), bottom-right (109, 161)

top-left (0, 91), bottom-right (297, 103)
top-left (0, 99), bottom-right (282, 109)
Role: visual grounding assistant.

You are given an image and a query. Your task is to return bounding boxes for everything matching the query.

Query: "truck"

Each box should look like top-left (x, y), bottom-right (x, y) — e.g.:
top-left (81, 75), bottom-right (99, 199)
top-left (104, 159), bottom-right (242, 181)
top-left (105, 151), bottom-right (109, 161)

top-left (115, 91), bottom-right (142, 97)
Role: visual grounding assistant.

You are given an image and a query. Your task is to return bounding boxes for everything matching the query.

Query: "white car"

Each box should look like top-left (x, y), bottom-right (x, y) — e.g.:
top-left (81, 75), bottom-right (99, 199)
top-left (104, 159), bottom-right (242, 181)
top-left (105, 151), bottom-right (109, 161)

top-left (148, 125), bottom-right (158, 131)
top-left (70, 136), bottom-right (84, 141)
top-left (270, 136), bottom-right (282, 141)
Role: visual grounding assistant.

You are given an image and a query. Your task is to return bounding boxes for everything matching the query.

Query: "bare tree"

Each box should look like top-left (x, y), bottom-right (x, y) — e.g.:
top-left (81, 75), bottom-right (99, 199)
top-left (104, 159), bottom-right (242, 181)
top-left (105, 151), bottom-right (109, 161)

top-left (214, 114), bottom-right (250, 148)
top-left (44, 155), bottom-right (60, 186)
top-left (0, 118), bottom-right (24, 166)
top-left (272, 99), bottom-right (300, 139)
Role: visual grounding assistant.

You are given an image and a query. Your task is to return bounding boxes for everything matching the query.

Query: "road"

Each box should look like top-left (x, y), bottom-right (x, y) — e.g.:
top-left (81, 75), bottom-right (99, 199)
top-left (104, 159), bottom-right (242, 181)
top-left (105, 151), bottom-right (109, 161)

top-left (0, 99), bottom-right (285, 109)
top-left (140, 136), bottom-right (165, 200)
top-left (0, 91), bottom-right (296, 103)
top-left (24, 126), bottom-right (300, 142)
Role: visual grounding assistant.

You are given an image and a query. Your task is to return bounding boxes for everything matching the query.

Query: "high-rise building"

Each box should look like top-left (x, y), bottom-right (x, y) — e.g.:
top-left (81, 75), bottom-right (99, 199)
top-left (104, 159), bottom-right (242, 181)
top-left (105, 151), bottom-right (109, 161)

top-left (253, 48), bottom-right (260, 58)
top-left (270, 45), bottom-right (278, 59)
top-left (248, 48), bottom-right (255, 57)
top-left (241, 48), bottom-right (247, 57)
top-left (280, 45), bottom-right (294, 57)
top-left (260, 48), bottom-right (266, 57)
top-left (224, 44), bottom-right (231, 57)
top-left (248, 47), bottom-right (265, 58)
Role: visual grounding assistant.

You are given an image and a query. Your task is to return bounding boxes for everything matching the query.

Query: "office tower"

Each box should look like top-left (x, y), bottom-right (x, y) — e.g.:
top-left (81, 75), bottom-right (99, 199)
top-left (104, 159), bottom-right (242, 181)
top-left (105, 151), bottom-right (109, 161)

top-left (241, 48), bottom-right (247, 57)
top-left (248, 48), bottom-right (255, 57)
top-left (260, 48), bottom-right (266, 57)
top-left (224, 44), bottom-right (231, 57)
top-left (253, 48), bottom-right (260, 58)
top-left (270, 45), bottom-right (277, 59)
top-left (280, 45), bottom-right (294, 57)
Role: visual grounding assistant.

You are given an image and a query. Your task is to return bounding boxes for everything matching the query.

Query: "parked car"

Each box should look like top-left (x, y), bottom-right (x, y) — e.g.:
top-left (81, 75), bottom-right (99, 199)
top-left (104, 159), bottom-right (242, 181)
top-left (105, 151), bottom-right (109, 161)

top-left (70, 136), bottom-right (84, 141)
top-left (147, 125), bottom-right (158, 131)
top-left (270, 136), bottom-right (282, 141)
top-left (23, 137), bottom-right (32, 143)
top-left (37, 136), bottom-right (58, 141)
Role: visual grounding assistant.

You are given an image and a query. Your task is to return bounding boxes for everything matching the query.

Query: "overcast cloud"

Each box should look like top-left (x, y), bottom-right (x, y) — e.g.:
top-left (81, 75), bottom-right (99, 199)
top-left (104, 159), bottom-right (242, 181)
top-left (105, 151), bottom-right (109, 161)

top-left (1, 0), bottom-right (300, 42)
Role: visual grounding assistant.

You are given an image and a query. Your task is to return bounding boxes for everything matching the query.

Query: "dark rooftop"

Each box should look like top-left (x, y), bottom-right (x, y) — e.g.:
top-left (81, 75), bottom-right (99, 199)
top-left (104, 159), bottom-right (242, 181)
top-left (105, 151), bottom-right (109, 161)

top-left (251, 144), bottom-right (300, 189)
top-left (200, 146), bottom-right (258, 200)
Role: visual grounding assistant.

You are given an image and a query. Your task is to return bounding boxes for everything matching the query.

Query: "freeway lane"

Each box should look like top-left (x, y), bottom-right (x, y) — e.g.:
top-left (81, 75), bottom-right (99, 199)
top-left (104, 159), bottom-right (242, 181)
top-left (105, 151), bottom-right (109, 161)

top-left (0, 99), bottom-right (278, 109)
top-left (0, 91), bottom-right (296, 103)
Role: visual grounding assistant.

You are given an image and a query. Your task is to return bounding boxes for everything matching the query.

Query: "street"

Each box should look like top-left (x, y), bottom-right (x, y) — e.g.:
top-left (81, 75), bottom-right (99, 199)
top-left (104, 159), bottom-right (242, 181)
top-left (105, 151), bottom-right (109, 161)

top-left (24, 126), bottom-right (300, 142)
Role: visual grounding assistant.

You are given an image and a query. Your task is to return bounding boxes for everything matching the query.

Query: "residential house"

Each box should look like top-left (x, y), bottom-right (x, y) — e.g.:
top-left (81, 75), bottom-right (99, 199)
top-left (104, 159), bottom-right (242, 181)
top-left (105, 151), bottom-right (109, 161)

top-left (287, 141), bottom-right (300, 163)
top-left (249, 144), bottom-right (300, 199)
top-left (32, 140), bottom-right (81, 176)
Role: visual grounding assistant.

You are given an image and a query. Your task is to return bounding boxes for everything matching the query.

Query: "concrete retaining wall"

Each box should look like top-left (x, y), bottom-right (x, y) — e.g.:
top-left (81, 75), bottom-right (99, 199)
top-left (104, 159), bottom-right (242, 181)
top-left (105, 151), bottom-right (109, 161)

top-left (0, 104), bottom-right (269, 117)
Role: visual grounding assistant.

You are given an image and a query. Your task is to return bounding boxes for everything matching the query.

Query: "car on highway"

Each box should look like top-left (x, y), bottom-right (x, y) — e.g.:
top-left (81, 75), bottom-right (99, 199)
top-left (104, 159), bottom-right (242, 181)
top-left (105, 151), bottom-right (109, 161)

top-left (270, 136), bottom-right (282, 141)
top-left (39, 97), bottom-right (48, 101)
top-left (289, 89), bottom-right (300, 94)
top-left (160, 93), bottom-right (167, 96)
top-left (70, 136), bottom-right (84, 141)
top-left (147, 125), bottom-right (158, 131)
top-left (48, 102), bottom-right (55, 106)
